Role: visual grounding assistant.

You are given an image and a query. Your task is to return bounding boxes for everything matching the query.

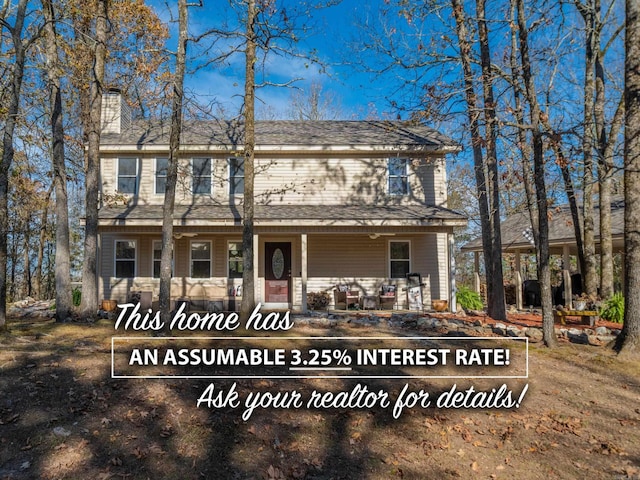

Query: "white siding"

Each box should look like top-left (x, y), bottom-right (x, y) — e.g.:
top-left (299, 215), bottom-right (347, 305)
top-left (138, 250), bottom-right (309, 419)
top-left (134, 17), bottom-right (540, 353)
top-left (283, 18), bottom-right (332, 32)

top-left (99, 154), bottom-right (448, 208)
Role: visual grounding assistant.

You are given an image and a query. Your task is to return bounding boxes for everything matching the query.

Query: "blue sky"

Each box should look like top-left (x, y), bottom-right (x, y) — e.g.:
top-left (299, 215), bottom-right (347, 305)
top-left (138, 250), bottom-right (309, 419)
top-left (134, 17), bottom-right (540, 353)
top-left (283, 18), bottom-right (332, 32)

top-left (148, 0), bottom-right (399, 119)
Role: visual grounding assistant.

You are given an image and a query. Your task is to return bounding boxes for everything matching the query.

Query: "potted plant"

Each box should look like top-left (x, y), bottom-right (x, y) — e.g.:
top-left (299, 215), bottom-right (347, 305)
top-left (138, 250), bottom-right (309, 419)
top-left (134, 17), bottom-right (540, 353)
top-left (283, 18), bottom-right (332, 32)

top-left (432, 299), bottom-right (448, 312)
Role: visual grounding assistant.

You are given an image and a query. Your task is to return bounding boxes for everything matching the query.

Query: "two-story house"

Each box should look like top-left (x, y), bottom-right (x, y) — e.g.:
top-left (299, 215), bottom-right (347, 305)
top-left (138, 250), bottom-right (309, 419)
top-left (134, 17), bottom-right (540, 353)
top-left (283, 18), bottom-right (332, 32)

top-left (97, 90), bottom-right (466, 312)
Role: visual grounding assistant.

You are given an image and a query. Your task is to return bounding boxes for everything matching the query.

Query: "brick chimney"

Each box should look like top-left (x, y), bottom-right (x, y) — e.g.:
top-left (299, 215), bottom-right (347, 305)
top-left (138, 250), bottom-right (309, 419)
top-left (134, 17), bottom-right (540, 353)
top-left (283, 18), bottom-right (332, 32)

top-left (100, 88), bottom-right (131, 134)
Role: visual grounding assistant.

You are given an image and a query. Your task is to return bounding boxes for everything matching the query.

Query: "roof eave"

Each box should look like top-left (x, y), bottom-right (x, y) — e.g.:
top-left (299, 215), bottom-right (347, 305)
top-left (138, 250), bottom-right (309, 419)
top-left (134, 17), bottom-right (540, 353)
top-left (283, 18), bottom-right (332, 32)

top-left (98, 144), bottom-right (460, 156)
top-left (96, 218), bottom-right (467, 228)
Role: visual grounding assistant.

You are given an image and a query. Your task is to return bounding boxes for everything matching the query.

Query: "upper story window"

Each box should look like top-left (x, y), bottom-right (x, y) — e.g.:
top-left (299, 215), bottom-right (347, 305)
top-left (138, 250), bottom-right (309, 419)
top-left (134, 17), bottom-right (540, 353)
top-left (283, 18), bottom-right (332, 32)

top-left (389, 240), bottom-right (410, 278)
top-left (388, 158), bottom-right (409, 195)
top-left (190, 240), bottom-right (211, 278)
top-left (155, 158), bottom-right (168, 194)
top-left (117, 158), bottom-right (138, 194)
top-left (115, 240), bottom-right (136, 277)
top-left (229, 158), bottom-right (244, 195)
top-left (192, 158), bottom-right (212, 195)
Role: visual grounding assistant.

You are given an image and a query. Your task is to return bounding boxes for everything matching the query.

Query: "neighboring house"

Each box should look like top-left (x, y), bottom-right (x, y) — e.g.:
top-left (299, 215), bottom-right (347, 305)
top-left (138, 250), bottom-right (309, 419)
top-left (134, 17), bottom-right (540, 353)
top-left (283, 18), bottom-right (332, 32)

top-left (97, 90), bottom-right (466, 312)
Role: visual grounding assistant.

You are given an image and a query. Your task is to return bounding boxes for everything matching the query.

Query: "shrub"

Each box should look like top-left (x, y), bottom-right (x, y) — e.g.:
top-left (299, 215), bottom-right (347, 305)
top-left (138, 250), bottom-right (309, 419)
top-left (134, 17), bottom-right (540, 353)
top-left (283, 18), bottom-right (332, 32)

top-left (599, 292), bottom-right (624, 323)
top-left (457, 285), bottom-right (484, 311)
top-left (307, 291), bottom-right (331, 311)
top-left (72, 287), bottom-right (82, 307)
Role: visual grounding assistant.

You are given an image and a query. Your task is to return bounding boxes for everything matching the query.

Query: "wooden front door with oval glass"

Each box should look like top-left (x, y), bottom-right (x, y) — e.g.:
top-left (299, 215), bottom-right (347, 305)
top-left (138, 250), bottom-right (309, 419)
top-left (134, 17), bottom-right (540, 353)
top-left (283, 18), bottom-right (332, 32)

top-left (265, 242), bottom-right (291, 305)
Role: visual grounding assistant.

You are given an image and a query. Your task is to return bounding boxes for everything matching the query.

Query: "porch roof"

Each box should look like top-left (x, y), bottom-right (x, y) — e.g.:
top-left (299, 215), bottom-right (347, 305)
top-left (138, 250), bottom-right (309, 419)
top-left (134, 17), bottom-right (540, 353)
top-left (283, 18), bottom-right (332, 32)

top-left (461, 199), bottom-right (624, 254)
top-left (97, 203), bottom-right (467, 228)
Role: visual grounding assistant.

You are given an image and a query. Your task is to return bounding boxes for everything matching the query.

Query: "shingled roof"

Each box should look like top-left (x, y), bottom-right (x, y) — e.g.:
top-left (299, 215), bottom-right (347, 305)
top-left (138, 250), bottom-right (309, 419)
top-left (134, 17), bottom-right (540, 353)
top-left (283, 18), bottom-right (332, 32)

top-left (461, 198), bottom-right (624, 252)
top-left (100, 120), bottom-right (459, 151)
top-left (98, 204), bottom-right (467, 227)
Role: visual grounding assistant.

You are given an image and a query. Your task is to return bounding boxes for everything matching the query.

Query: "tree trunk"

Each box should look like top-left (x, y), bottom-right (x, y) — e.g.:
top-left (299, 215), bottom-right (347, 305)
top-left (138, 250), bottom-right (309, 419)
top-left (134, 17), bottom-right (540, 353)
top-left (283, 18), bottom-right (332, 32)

top-left (42, 0), bottom-right (73, 321)
top-left (78, 0), bottom-right (108, 318)
top-left (577, 0), bottom-right (599, 297)
top-left (451, 0), bottom-right (505, 321)
top-left (516, 0), bottom-right (556, 347)
top-left (34, 184), bottom-right (54, 300)
top-left (240, 0), bottom-right (257, 320)
top-left (159, 0), bottom-right (188, 328)
top-left (596, 28), bottom-right (625, 300)
top-left (508, 2), bottom-right (538, 248)
top-left (600, 97), bottom-right (624, 299)
top-left (616, 0), bottom-right (640, 355)
top-left (476, 0), bottom-right (506, 321)
top-left (0, 0), bottom-right (28, 330)
top-left (23, 230), bottom-right (31, 298)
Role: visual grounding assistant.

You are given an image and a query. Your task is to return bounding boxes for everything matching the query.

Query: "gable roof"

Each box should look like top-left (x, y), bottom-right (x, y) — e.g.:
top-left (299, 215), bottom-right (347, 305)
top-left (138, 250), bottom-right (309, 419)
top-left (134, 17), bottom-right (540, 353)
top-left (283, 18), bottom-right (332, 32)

top-left (461, 198), bottom-right (624, 252)
top-left (100, 120), bottom-right (459, 152)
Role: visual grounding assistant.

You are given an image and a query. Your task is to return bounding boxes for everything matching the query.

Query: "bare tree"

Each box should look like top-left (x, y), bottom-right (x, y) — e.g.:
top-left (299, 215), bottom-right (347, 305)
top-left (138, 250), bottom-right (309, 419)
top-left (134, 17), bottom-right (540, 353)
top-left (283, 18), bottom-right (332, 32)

top-left (475, 0), bottom-right (507, 321)
top-left (593, 0), bottom-right (624, 300)
top-left (451, 0), bottom-right (506, 321)
top-left (575, 0), bottom-right (600, 297)
top-left (159, 0), bottom-right (189, 327)
top-left (287, 82), bottom-right (343, 120)
top-left (240, 0), bottom-right (257, 319)
top-left (78, 0), bottom-right (108, 318)
top-left (515, 0), bottom-right (556, 347)
top-left (0, 0), bottom-right (29, 329)
top-left (616, 0), bottom-right (640, 355)
top-left (42, 0), bottom-right (72, 321)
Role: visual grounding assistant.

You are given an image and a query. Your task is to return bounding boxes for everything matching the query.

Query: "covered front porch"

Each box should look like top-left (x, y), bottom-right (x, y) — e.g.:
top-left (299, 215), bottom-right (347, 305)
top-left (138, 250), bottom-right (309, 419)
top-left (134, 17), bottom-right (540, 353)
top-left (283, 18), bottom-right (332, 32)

top-left (97, 204), bottom-right (466, 313)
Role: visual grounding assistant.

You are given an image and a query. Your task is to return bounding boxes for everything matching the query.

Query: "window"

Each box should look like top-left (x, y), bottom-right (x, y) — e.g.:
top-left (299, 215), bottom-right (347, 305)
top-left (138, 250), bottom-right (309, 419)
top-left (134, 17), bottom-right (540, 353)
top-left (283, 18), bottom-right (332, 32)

top-left (228, 241), bottom-right (243, 278)
top-left (389, 240), bottom-right (410, 278)
top-left (155, 158), bottom-right (168, 194)
top-left (190, 241), bottom-right (211, 278)
top-left (118, 158), bottom-right (138, 194)
top-left (153, 240), bottom-right (173, 278)
top-left (388, 158), bottom-right (409, 195)
top-left (192, 158), bottom-right (212, 194)
top-left (115, 240), bottom-right (136, 277)
top-left (229, 157), bottom-right (244, 195)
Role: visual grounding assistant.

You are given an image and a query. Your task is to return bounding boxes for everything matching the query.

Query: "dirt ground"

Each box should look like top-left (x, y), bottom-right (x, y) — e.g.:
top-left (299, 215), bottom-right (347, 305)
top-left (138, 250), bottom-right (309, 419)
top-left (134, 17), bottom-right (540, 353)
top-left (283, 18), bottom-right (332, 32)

top-left (0, 314), bottom-right (639, 480)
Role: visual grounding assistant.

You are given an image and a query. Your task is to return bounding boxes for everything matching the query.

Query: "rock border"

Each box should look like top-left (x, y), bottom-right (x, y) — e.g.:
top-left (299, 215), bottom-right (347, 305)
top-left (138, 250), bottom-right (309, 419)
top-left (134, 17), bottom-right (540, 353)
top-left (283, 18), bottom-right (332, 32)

top-left (297, 310), bottom-right (619, 347)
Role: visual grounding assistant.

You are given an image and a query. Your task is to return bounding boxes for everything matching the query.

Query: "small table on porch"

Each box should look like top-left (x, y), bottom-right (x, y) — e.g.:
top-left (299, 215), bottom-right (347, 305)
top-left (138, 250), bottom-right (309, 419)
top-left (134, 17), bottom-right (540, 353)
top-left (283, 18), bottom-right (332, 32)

top-left (360, 295), bottom-right (378, 310)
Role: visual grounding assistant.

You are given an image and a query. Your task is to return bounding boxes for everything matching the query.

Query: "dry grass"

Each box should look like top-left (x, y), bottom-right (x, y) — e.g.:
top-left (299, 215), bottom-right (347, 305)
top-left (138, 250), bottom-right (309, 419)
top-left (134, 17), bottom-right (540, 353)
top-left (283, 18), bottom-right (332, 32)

top-left (1, 317), bottom-right (639, 480)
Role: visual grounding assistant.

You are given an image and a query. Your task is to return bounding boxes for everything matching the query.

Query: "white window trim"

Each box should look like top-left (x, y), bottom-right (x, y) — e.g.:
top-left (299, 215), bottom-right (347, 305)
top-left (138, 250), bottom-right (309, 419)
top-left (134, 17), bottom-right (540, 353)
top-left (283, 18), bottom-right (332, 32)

top-left (154, 157), bottom-right (168, 195)
top-left (116, 157), bottom-right (139, 194)
top-left (227, 239), bottom-right (243, 278)
top-left (192, 157), bottom-right (213, 195)
top-left (189, 239), bottom-right (212, 278)
top-left (228, 157), bottom-right (244, 196)
top-left (114, 239), bottom-right (137, 278)
top-left (389, 239), bottom-right (411, 279)
top-left (152, 239), bottom-right (174, 278)
top-left (388, 157), bottom-right (410, 196)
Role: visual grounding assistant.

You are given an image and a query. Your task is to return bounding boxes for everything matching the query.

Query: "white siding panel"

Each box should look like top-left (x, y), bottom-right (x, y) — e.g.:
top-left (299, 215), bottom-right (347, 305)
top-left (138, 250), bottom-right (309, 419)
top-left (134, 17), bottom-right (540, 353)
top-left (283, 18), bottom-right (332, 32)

top-left (98, 155), bottom-right (445, 207)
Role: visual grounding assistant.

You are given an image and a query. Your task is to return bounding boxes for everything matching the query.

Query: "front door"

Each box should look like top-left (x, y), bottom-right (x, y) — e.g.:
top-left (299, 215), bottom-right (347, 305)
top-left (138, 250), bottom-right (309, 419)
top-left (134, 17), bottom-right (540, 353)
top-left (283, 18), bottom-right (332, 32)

top-left (265, 242), bottom-right (291, 305)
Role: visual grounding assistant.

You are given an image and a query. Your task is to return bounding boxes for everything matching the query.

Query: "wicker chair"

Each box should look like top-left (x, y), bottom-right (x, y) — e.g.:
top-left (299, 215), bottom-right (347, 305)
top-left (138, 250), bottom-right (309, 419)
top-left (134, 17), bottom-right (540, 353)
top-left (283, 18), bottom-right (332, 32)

top-left (334, 285), bottom-right (360, 309)
top-left (378, 284), bottom-right (397, 309)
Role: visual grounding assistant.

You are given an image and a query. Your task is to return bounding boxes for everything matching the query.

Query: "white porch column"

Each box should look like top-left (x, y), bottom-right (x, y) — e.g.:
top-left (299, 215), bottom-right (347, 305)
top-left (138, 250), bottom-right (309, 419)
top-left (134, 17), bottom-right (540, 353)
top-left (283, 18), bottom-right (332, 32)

top-left (449, 233), bottom-right (457, 313)
top-left (563, 245), bottom-right (572, 308)
top-left (301, 233), bottom-right (308, 313)
top-left (515, 249), bottom-right (523, 310)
